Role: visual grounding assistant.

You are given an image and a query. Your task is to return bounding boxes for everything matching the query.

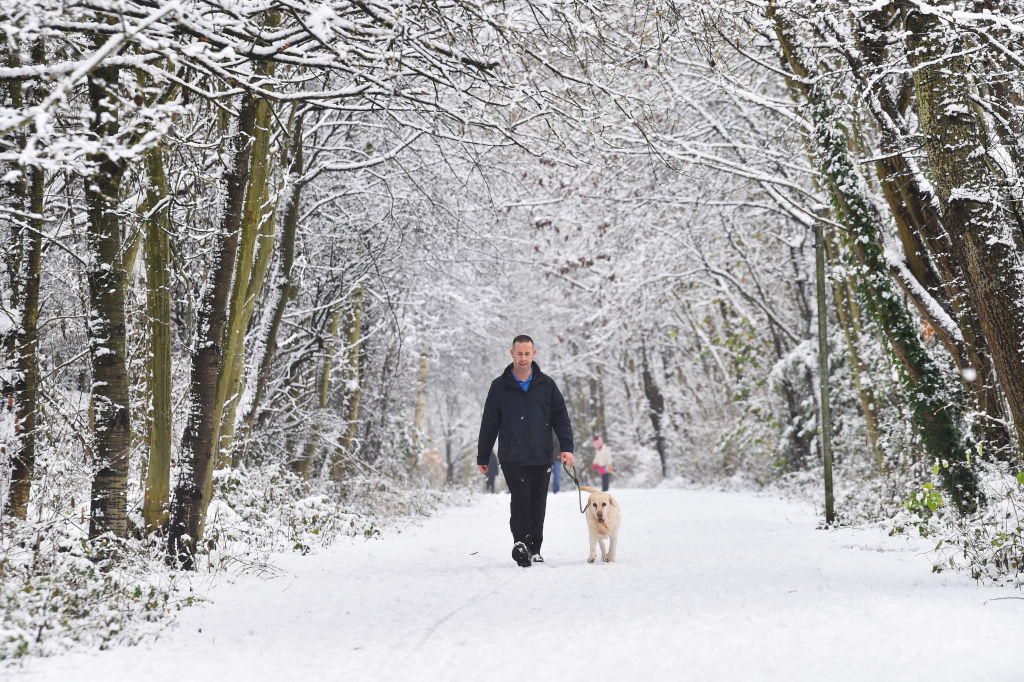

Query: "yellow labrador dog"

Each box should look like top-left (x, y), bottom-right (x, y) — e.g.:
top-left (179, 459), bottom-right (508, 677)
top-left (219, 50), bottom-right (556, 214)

top-left (579, 486), bottom-right (620, 563)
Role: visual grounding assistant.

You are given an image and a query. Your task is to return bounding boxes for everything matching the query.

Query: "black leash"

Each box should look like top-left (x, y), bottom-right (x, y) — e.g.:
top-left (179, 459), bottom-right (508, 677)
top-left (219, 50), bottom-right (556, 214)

top-left (561, 460), bottom-right (587, 514)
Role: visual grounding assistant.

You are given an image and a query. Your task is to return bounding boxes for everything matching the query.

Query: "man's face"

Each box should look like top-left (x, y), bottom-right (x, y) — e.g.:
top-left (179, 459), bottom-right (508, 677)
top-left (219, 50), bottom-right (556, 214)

top-left (510, 342), bottom-right (536, 371)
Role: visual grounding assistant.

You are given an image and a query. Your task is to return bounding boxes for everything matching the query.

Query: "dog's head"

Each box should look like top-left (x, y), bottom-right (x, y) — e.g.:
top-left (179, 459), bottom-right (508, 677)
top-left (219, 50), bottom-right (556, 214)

top-left (586, 492), bottom-right (617, 524)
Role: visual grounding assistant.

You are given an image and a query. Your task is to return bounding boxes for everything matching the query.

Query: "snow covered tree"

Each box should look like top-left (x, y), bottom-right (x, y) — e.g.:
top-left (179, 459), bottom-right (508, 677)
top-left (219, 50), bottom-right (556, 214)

top-left (1, 37), bottom-right (45, 520)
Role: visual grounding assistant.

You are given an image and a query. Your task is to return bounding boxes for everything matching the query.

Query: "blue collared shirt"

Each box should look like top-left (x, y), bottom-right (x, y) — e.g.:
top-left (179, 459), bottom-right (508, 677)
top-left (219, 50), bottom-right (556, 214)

top-left (514, 372), bottom-right (533, 392)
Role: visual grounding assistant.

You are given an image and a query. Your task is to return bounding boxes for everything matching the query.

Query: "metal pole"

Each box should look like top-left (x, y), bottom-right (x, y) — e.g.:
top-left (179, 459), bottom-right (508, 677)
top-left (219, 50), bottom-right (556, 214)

top-left (814, 216), bottom-right (835, 525)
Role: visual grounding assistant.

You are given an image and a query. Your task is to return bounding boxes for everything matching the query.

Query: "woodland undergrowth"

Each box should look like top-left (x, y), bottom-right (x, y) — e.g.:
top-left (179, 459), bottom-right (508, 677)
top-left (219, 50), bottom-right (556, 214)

top-left (770, 456), bottom-right (1024, 586)
top-left (1, 464), bottom-right (470, 661)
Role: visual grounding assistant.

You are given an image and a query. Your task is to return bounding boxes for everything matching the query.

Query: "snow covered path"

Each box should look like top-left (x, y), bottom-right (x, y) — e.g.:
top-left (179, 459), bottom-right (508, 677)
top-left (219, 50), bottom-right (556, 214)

top-left (11, 488), bottom-right (1024, 681)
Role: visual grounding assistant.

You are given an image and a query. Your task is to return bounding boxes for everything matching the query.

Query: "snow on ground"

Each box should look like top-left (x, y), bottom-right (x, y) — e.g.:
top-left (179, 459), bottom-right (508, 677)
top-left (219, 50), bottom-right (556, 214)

top-left (9, 488), bottom-right (1024, 681)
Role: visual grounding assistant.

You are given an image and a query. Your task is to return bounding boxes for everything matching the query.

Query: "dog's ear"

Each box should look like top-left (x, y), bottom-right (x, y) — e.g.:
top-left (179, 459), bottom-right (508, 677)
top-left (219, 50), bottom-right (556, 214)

top-left (609, 497), bottom-right (617, 507)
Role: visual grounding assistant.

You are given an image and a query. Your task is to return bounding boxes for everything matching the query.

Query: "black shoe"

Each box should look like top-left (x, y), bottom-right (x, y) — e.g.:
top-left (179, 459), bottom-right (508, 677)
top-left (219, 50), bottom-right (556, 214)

top-left (512, 541), bottom-right (531, 567)
top-left (530, 554), bottom-right (544, 563)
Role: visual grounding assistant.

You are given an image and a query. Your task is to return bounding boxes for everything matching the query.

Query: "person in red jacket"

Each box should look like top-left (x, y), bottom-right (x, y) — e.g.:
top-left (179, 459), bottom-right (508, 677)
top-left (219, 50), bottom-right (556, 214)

top-left (478, 335), bottom-right (575, 567)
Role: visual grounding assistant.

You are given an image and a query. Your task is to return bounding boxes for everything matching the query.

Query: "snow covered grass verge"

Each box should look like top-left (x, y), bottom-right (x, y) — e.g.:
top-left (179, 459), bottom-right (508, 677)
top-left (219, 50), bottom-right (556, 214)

top-left (764, 456), bottom-right (1024, 585)
top-left (1, 464), bottom-right (473, 661)
top-left (0, 526), bottom-right (193, 660)
top-left (900, 462), bottom-right (1024, 584)
top-left (201, 465), bottom-right (472, 570)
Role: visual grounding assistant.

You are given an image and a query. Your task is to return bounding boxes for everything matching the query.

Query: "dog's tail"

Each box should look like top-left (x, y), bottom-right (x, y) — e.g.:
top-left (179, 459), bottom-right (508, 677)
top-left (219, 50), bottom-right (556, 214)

top-left (578, 485), bottom-right (601, 493)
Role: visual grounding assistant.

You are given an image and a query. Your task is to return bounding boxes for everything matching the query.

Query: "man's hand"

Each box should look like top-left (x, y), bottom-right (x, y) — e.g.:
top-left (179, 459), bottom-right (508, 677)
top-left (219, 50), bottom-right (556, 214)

top-left (478, 465), bottom-right (488, 474)
top-left (560, 451), bottom-right (575, 467)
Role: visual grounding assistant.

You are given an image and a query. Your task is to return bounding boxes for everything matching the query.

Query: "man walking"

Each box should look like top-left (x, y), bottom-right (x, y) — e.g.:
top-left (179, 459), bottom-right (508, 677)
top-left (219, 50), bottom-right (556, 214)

top-left (478, 335), bottom-right (575, 567)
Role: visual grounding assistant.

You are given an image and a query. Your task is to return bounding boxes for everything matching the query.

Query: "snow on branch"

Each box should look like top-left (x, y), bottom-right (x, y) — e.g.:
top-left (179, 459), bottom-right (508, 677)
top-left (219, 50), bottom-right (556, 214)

top-left (883, 242), bottom-right (964, 347)
top-left (0, 2), bottom-right (182, 137)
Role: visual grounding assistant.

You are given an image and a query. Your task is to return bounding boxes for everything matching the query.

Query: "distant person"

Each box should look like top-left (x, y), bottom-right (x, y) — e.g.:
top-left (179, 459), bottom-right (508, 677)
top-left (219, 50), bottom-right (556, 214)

top-left (592, 434), bottom-right (612, 491)
top-left (485, 450), bottom-right (498, 493)
top-left (478, 335), bottom-right (575, 567)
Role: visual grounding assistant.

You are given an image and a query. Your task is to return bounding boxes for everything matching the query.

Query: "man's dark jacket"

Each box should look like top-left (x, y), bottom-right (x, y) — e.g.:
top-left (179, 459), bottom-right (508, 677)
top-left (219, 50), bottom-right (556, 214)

top-left (477, 362), bottom-right (574, 467)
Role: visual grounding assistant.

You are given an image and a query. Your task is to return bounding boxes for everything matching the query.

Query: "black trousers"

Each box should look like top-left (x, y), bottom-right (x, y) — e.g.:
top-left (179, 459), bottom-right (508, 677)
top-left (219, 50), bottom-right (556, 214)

top-left (500, 462), bottom-right (551, 554)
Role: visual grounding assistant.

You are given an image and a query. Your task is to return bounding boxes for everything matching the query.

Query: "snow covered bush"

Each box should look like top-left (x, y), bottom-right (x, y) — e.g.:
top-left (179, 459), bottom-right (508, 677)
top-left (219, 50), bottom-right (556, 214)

top-left (0, 458), bottom-right (473, 660)
top-left (924, 463), bottom-right (1024, 584)
top-left (202, 463), bottom-right (470, 567)
top-left (0, 524), bottom-right (191, 660)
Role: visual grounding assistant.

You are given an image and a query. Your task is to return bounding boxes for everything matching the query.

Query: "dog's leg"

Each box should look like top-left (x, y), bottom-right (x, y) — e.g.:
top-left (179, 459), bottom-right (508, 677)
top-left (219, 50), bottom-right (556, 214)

top-left (598, 536), bottom-right (609, 562)
top-left (607, 533), bottom-right (617, 562)
top-left (587, 528), bottom-right (598, 563)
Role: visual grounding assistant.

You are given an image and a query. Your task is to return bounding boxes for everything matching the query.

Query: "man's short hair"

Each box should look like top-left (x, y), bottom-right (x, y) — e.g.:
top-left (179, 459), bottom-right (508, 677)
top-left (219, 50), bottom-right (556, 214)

top-left (512, 334), bottom-right (534, 348)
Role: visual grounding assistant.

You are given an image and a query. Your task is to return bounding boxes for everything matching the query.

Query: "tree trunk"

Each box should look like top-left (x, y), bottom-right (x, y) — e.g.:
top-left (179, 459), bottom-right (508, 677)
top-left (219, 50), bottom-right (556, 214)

top-left (168, 93), bottom-right (260, 567)
top-left (903, 1), bottom-right (1024, 453)
top-left (141, 146), bottom-right (173, 531)
top-left (850, 7), bottom-right (1014, 457)
top-left (84, 59), bottom-right (132, 539)
top-left (827, 237), bottom-right (886, 473)
top-left (573, 376), bottom-right (588, 454)
top-left (444, 432), bottom-right (455, 484)
top-left (333, 286), bottom-right (364, 480)
top-left (294, 307), bottom-right (341, 479)
top-left (213, 89), bottom-right (278, 468)
top-left (640, 340), bottom-right (668, 479)
top-left (410, 354), bottom-right (430, 468)
top-left (6, 162), bottom-right (43, 521)
top-left (769, 2), bottom-right (980, 511)
top-left (3, 39), bottom-right (45, 520)
top-left (209, 16), bottom-right (281, 469)
top-left (589, 373), bottom-right (607, 441)
top-left (238, 114), bottom-right (304, 450)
